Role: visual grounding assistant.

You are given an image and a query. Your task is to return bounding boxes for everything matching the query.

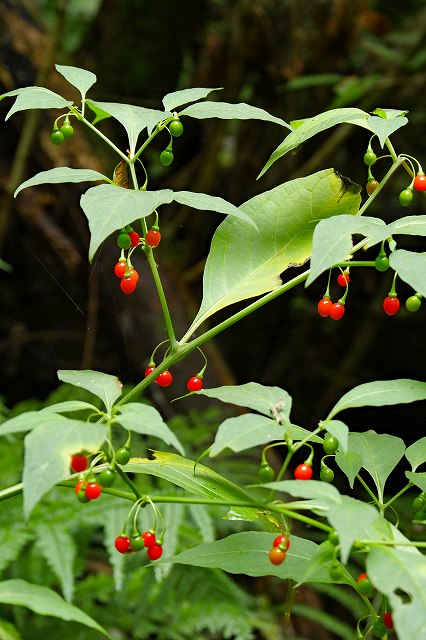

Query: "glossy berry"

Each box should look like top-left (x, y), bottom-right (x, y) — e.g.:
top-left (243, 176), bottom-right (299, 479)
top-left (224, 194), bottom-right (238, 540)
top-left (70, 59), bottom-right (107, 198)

top-left (366, 179), bottom-right (379, 195)
top-left (120, 276), bottom-right (137, 294)
top-left (114, 535), bottom-right (131, 554)
top-left (329, 302), bottom-right (345, 320)
top-left (147, 543), bottom-right (163, 561)
top-left (145, 366), bottom-right (156, 378)
top-left (130, 534), bottom-right (145, 552)
top-left (294, 463), bottom-right (313, 480)
top-left (114, 261), bottom-right (127, 278)
top-left (383, 296), bottom-right (400, 316)
top-left (413, 173), bottom-right (426, 191)
top-left (145, 229), bottom-right (162, 248)
top-left (71, 454), bottom-right (88, 473)
top-left (128, 268), bottom-right (139, 283)
top-left (363, 150), bottom-right (377, 166)
top-left (337, 273), bottom-right (350, 287)
top-left (98, 468), bottom-right (116, 487)
top-left (374, 255), bottom-right (390, 272)
top-left (372, 620), bottom-right (387, 638)
top-left (412, 493), bottom-right (426, 512)
top-left (328, 562), bottom-right (344, 581)
top-left (169, 119), bottom-right (184, 137)
top-left (85, 482), bottom-right (102, 500)
top-left (258, 462), bottom-right (275, 483)
top-left (273, 535), bottom-right (290, 551)
top-left (77, 488), bottom-right (90, 503)
top-left (328, 530), bottom-right (339, 545)
top-left (268, 547), bottom-right (286, 565)
top-left (75, 480), bottom-right (85, 495)
top-left (160, 149), bottom-right (174, 166)
top-left (399, 188), bottom-right (414, 206)
top-left (187, 376), bottom-right (203, 392)
top-left (50, 129), bottom-right (65, 145)
top-left (128, 231), bottom-right (140, 247)
top-left (356, 573), bottom-right (375, 597)
top-left (155, 370), bottom-right (173, 387)
top-left (142, 531), bottom-right (156, 548)
top-left (383, 612), bottom-right (393, 630)
top-left (60, 121), bottom-right (74, 139)
top-left (117, 232), bottom-right (131, 250)
top-left (318, 297), bottom-right (332, 317)
top-left (406, 294), bottom-right (422, 312)
top-left (320, 466), bottom-right (335, 483)
top-left (115, 446), bottom-right (131, 465)
top-left (323, 434), bottom-right (339, 454)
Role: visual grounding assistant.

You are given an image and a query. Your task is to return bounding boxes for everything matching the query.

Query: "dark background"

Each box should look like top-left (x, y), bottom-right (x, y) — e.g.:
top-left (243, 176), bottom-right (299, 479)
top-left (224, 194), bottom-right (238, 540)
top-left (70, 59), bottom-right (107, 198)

top-left (1, 0), bottom-right (426, 441)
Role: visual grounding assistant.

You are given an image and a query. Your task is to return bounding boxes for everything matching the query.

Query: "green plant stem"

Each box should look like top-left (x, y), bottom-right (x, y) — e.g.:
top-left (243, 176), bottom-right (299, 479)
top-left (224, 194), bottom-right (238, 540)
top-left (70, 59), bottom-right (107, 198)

top-left (70, 106), bottom-right (129, 162)
top-left (334, 261), bottom-right (376, 267)
top-left (383, 482), bottom-right (413, 509)
top-left (359, 539), bottom-right (426, 548)
top-left (114, 465), bottom-right (143, 499)
top-left (0, 482), bottom-right (23, 502)
top-left (355, 155), bottom-right (404, 219)
top-left (356, 474), bottom-right (381, 508)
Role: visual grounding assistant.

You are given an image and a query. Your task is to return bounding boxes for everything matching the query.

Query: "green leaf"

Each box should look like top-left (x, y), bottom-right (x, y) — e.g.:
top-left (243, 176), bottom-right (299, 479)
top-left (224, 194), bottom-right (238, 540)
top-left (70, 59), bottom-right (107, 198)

top-left (372, 108), bottom-right (408, 119)
top-left (389, 250), bottom-right (426, 298)
top-left (34, 523), bottom-right (76, 602)
top-left (114, 403), bottom-right (185, 455)
top-left (406, 471), bottom-right (426, 492)
top-left (0, 580), bottom-right (110, 636)
top-left (0, 617), bottom-right (21, 640)
top-left (40, 400), bottom-right (99, 414)
top-left (367, 546), bottom-right (426, 640)
top-left (179, 101), bottom-right (290, 128)
top-left (14, 168), bottom-right (108, 198)
top-left (335, 450), bottom-right (363, 488)
top-left (165, 531), bottom-right (332, 583)
top-left (259, 108), bottom-right (369, 177)
top-left (57, 369), bottom-right (123, 414)
top-left (327, 379), bottom-right (426, 420)
top-left (163, 87), bottom-right (221, 111)
top-left (0, 411), bottom-right (66, 436)
top-left (323, 420), bottom-right (349, 453)
top-left (291, 603), bottom-right (355, 640)
top-left (0, 523), bottom-right (33, 575)
top-left (296, 541), bottom-right (353, 589)
top-left (154, 502), bottom-right (185, 581)
top-left (55, 65), bottom-right (97, 98)
top-left (306, 215), bottom-right (385, 285)
top-left (173, 191), bottom-right (256, 228)
top-left (86, 101), bottom-right (111, 125)
top-left (186, 169), bottom-right (361, 336)
top-left (264, 479), bottom-right (341, 504)
top-left (405, 438), bottom-right (426, 471)
top-left (327, 496), bottom-right (380, 563)
top-left (188, 504), bottom-right (215, 543)
top-left (366, 114), bottom-right (408, 147)
top-left (1, 87), bottom-right (72, 120)
top-left (23, 417), bottom-right (107, 517)
top-left (196, 382), bottom-right (292, 419)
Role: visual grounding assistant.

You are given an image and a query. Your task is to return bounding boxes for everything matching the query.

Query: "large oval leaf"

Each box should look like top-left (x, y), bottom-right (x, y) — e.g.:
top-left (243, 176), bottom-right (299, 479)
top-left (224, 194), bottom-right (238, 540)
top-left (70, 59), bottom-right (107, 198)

top-left (162, 87), bottom-right (221, 111)
top-left (179, 101), bottom-right (290, 128)
top-left (197, 382), bottom-right (292, 418)
top-left (14, 167), bottom-right (108, 198)
top-left (389, 250), bottom-right (426, 297)
top-left (55, 65), bottom-right (96, 98)
top-left (57, 369), bottom-right (122, 414)
top-left (1, 87), bottom-right (72, 120)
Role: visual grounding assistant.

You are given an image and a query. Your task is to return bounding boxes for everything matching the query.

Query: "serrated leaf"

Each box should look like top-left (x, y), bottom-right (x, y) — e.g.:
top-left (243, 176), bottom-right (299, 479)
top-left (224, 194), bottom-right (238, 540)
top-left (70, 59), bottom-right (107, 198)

top-left (259, 108), bottom-right (369, 177)
top-left (263, 479), bottom-right (341, 505)
top-left (335, 449), bottom-right (363, 488)
top-left (0, 580), bottom-right (110, 636)
top-left (1, 87), bottom-right (72, 119)
top-left (40, 400), bottom-right (99, 414)
top-left (323, 420), bottom-right (349, 453)
top-left (306, 215), bottom-right (385, 285)
top-left (367, 546), bottom-right (426, 640)
top-left (185, 169), bottom-right (361, 337)
top-left (23, 417), bottom-right (107, 517)
top-left (154, 502), bottom-right (185, 581)
top-left (14, 168), bottom-right (108, 198)
top-left (114, 403), bottom-right (185, 455)
top-left (406, 471), bottom-right (426, 492)
top-left (165, 531), bottom-right (332, 583)
top-left (34, 523), bottom-right (75, 602)
top-left (173, 191), bottom-right (256, 228)
top-left (366, 114), bottom-right (408, 147)
top-left (163, 87), bottom-right (221, 111)
top-left (327, 379), bottom-right (426, 420)
top-left (326, 497), bottom-right (380, 563)
top-left (55, 65), bottom-right (96, 98)
top-left (405, 438), bottom-right (426, 471)
top-left (57, 369), bottom-right (122, 414)
top-left (389, 250), bottom-right (426, 298)
top-left (179, 101), bottom-right (290, 128)
top-left (0, 524), bottom-right (33, 575)
top-left (196, 382), bottom-right (292, 419)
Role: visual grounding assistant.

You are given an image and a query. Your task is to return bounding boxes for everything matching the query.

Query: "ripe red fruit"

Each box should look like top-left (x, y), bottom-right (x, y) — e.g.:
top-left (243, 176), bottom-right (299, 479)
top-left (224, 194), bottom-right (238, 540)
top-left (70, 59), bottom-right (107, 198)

top-left (318, 297), bottom-right (332, 317)
top-left (128, 231), bottom-right (140, 247)
top-left (413, 173), bottom-right (426, 191)
top-left (114, 535), bottom-right (131, 554)
top-left (114, 261), bottom-right (127, 278)
top-left (366, 179), bottom-right (379, 195)
top-left (75, 479), bottom-right (85, 495)
top-left (329, 302), bottom-right (345, 320)
top-left (337, 273), bottom-right (350, 287)
top-left (120, 276), bottom-right (137, 294)
top-left (383, 296), bottom-right (400, 316)
top-left (129, 268), bottom-right (139, 283)
top-left (383, 612), bottom-right (393, 630)
top-left (147, 543), bottom-right (163, 561)
top-left (273, 535), bottom-right (290, 551)
top-left (145, 229), bottom-right (162, 248)
top-left (155, 370), bottom-right (173, 387)
top-left (142, 531), bottom-right (156, 548)
top-left (187, 376), bottom-right (203, 392)
top-left (145, 366), bottom-right (156, 378)
top-left (71, 454), bottom-right (88, 473)
top-left (294, 463), bottom-right (313, 480)
top-left (268, 547), bottom-right (286, 565)
top-left (85, 482), bottom-right (101, 500)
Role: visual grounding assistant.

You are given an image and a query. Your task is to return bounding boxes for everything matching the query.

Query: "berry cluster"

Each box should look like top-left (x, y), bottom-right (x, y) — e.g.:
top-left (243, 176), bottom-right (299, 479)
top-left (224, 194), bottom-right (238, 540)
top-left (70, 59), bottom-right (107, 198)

top-left (144, 365), bottom-right (204, 392)
top-left (268, 534), bottom-right (290, 566)
top-left (71, 452), bottom-right (119, 503)
top-left (50, 116), bottom-right (74, 145)
top-left (114, 530), bottom-right (163, 561)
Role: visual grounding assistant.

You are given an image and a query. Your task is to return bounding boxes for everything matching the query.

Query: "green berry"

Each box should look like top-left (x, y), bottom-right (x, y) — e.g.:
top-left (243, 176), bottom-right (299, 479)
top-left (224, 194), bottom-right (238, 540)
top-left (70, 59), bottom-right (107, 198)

top-left (399, 188), bottom-right (413, 207)
top-left (258, 462), bottom-right (275, 483)
top-left (115, 446), bottom-right (131, 465)
top-left (372, 620), bottom-right (387, 638)
top-left (412, 492), bottom-right (426, 512)
top-left (323, 434), bottom-right (339, 454)
top-left (98, 468), bottom-right (116, 487)
top-left (328, 561), bottom-right (344, 581)
top-left (50, 129), bottom-right (65, 145)
top-left (130, 534), bottom-right (145, 551)
top-left (328, 530), bottom-right (339, 545)
top-left (160, 149), bottom-right (174, 166)
top-left (363, 150), bottom-right (377, 166)
top-left (374, 255), bottom-right (389, 272)
top-left (406, 294), bottom-right (422, 312)
top-left (117, 232), bottom-right (131, 250)
top-left (60, 121), bottom-right (74, 139)
top-left (320, 466), bottom-right (334, 483)
top-left (169, 118), bottom-right (184, 137)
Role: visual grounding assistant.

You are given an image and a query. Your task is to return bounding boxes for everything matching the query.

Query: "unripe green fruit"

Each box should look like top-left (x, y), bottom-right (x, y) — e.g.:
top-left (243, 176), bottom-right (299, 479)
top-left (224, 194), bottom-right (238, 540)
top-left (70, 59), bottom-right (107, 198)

top-left (60, 122), bottom-right (74, 139)
top-left (115, 446), bottom-right (131, 465)
top-left (399, 188), bottom-right (413, 207)
top-left (98, 468), bottom-right (116, 487)
top-left (160, 149), bottom-right (174, 166)
top-left (374, 255), bottom-right (389, 272)
top-left (169, 119), bottom-right (183, 137)
top-left (363, 150), bottom-right (377, 166)
top-left (117, 233), bottom-right (131, 249)
top-left (323, 434), bottom-right (339, 454)
top-left (50, 129), bottom-right (65, 145)
top-left (406, 294), bottom-right (422, 312)
top-left (258, 462), bottom-right (275, 483)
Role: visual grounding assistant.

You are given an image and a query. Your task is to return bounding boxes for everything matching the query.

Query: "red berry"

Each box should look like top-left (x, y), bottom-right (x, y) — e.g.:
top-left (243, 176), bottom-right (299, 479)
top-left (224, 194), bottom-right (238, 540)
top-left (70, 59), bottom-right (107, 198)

top-left (85, 482), bottom-right (101, 500)
top-left (318, 297), bottom-right (332, 317)
top-left (71, 454), bottom-right (88, 473)
top-left (413, 173), bottom-right (426, 191)
top-left (330, 302), bottom-right (345, 320)
top-left (128, 231), bottom-right (140, 247)
top-left (75, 479), bottom-right (85, 495)
top-left (145, 366), bottom-right (156, 378)
top-left (337, 273), bottom-right (350, 287)
top-left (114, 535), bottom-right (131, 554)
top-left (383, 612), bottom-right (393, 630)
top-left (187, 376), bottom-right (203, 392)
top-left (129, 268), bottom-right (139, 283)
top-left (145, 229), bottom-right (162, 248)
top-left (114, 261), bottom-right (127, 278)
top-left (142, 531), bottom-right (156, 548)
top-left (147, 543), bottom-right (163, 561)
top-left (120, 276), bottom-right (137, 294)
top-left (155, 370), bottom-right (173, 387)
top-left (383, 296), bottom-right (400, 316)
top-left (356, 572), bottom-right (368, 582)
top-left (273, 535), bottom-right (290, 551)
top-left (366, 179), bottom-right (380, 195)
top-left (294, 463), bottom-right (313, 480)
top-left (268, 547), bottom-right (286, 565)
